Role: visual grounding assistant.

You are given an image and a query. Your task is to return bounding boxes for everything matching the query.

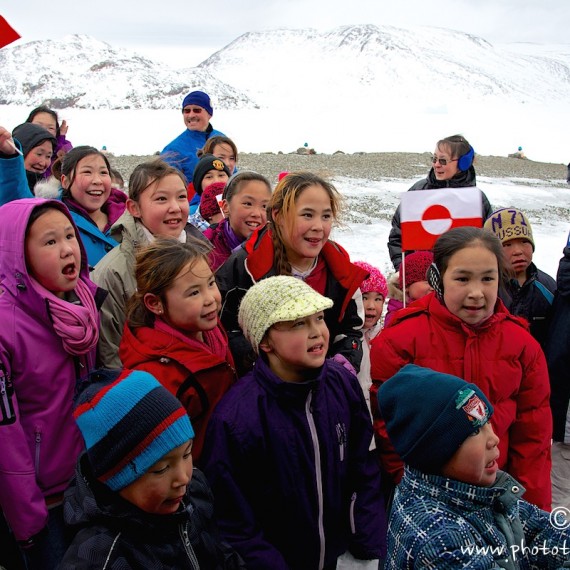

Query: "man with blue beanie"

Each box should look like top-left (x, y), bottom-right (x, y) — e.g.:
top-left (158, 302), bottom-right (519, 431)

top-left (59, 368), bottom-right (243, 569)
top-left (378, 364), bottom-right (570, 569)
top-left (161, 90), bottom-right (226, 205)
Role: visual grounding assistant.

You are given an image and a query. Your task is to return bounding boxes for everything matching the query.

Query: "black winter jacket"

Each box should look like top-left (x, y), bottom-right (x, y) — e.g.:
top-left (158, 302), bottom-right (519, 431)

top-left (546, 245), bottom-right (570, 443)
top-left (387, 166), bottom-right (493, 269)
top-left (500, 262), bottom-right (556, 348)
top-left (59, 455), bottom-right (244, 569)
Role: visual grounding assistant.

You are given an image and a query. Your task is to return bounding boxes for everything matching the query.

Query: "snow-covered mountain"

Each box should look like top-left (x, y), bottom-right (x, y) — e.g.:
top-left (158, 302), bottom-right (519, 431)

top-left (1, 26), bottom-right (569, 111)
top-left (0, 34), bottom-right (256, 110)
top-left (199, 25), bottom-right (570, 108)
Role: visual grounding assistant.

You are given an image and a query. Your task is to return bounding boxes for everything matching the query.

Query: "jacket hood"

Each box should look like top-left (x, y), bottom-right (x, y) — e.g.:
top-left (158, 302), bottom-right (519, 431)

top-left (0, 198), bottom-right (94, 307)
top-left (34, 176), bottom-right (61, 199)
top-left (12, 122), bottom-right (57, 157)
top-left (387, 272), bottom-right (403, 301)
top-left (121, 321), bottom-right (229, 374)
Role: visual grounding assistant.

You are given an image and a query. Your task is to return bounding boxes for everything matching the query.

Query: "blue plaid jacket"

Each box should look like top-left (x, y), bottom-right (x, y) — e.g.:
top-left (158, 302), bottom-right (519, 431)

top-left (387, 467), bottom-right (570, 569)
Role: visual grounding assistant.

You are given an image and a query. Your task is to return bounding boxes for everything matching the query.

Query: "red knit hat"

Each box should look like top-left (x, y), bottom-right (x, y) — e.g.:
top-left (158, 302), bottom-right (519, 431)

top-left (354, 261), bottom-right (388, 297)
top-left (199, 182), bottom-right (226, 221)
top-left (399, 251), bottom-right (434, 290)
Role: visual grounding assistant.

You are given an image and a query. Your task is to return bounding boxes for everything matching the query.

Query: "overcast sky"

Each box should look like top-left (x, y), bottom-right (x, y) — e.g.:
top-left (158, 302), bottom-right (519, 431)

top-left (3, 1), bottom-right (568, 67)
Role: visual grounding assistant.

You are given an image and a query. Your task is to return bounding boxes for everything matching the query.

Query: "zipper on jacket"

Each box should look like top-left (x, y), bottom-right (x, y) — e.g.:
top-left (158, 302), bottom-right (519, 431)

top-left (34, 427), bottom-right (42, 477)
top-left (349, 492), bottom-right (357, 535)
top-left (179, 522), bottom-right (200, 569)
top-left (305, 391), bottom-right (326, 570)
top-left (336, 422), bottom-right (347, 462)
top-left (0, 369), bottom-right (15, 423)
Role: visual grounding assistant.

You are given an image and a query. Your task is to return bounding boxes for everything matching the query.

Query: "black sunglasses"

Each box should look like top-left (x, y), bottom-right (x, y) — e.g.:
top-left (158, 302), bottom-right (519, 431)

top-left (432, 156), bottom-right (458, 166)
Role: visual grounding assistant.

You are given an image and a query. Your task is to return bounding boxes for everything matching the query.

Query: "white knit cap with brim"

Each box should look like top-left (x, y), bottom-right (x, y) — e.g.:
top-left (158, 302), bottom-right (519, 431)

top-left (238, 275), bottom-right (334, 353)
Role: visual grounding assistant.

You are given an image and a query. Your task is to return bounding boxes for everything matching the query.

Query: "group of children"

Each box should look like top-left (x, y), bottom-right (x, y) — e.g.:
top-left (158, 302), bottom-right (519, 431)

top-left (0, 111), bottom-right (569, 569)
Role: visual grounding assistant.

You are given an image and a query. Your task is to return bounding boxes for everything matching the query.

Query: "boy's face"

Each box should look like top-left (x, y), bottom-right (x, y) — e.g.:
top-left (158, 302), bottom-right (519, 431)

top-left (260, 311), bottom-right (330, 382)
top-left (440, 422), bottom-right (500, 487)
top-left (362, 291), bottom-right (385, 328)
top-left (201, 169), bottom-right (229, 192)
top-left (119, 440), bottom-right (193, 515)
top-left (502, 238), bottom-right (533, 280)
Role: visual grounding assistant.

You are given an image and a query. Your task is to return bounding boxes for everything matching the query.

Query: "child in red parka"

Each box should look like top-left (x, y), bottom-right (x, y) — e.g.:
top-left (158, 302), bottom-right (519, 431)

top-left (119, 237), bottom-right (236, 464)
top-left (370, 226), bottom-right (552, 511)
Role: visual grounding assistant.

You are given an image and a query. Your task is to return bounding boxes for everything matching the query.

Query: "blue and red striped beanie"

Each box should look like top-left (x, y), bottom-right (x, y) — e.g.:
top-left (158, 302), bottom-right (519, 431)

top-left (74, 369), bottom-right (194, 491)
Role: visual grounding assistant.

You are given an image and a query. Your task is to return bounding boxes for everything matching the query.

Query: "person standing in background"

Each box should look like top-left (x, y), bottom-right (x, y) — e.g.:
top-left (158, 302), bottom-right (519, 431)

top-left (161, 91), bottom-right (226, 213)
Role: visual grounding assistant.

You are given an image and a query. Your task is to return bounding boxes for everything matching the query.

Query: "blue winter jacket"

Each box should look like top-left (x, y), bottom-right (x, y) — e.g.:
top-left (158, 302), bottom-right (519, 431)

top-left (0, 150), bottom-right (31, 203)
top-left (161, 125), bottom-right (225, 184)
top-left (201, 356), bottom-right (386, 570)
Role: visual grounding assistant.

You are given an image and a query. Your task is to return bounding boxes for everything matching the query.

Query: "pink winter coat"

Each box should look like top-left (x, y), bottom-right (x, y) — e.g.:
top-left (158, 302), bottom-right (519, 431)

top-left (0, 198), bottom-right (103, 541)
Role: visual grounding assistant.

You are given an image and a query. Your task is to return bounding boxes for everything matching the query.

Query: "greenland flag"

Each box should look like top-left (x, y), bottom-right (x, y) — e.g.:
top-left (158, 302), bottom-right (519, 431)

top-left (0, 16), bottom-right (20, 49)
top-left (400, 187), bottom-right (483, 251)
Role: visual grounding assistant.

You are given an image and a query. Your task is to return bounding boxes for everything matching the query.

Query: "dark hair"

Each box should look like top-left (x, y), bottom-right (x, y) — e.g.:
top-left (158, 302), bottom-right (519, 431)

top-left (433, 226), bottom-right (507, 287)
top-left (222, 171), bottom-right (271, 202)
top-left (128, 159), bottom-right (186, 202)
top-left (268, 172), bottom-right (342, 276)
top-left (61, 146), bottom-right (112, 195)
top-left (436, 134), bottom-right (472, 160)
top-left (26, 106), bottom-right (60, 138)
top-left (198, 136), bottom-right (238, 161)
top-left (126, 237), bottom-right (212, 328)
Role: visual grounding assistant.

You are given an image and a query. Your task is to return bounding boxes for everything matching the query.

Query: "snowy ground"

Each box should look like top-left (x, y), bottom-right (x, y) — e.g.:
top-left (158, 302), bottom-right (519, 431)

top-left (332, 175), bottom-right (570, 280)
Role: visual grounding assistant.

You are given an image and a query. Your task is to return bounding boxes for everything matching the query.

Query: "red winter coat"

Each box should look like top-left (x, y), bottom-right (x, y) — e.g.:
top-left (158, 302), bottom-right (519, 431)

top-left (119, 321), bottom-right (237, 464)
top-left (370, 292), bottom-right (552, 511)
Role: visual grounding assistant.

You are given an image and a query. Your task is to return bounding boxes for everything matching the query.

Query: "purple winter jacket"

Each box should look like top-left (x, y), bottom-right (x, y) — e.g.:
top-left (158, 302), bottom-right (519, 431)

top-left (201, 356), bottom-right (387, 569)
top-left (0, 198), bottom-right (103, 542)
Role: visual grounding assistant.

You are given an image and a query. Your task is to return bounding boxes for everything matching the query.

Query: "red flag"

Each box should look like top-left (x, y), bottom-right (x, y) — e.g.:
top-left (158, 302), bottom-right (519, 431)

top-left (0, 16), bottom-right (20, 49)
top-left (400, 187), bottom-right (483, 251)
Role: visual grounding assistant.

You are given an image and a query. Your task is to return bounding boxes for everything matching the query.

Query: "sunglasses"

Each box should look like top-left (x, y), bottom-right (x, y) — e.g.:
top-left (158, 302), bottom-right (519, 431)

top-left (183, 107), bottom-right (203, 114)
top-left (432, 156), bottom-right (458, 166)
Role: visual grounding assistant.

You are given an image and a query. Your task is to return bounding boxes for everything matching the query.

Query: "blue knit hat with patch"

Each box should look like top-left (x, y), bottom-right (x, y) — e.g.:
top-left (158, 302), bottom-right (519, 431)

top-left (74, 369), bottom-right (194, 491)
top-left (182, 90), bottom-right (213, 116)
top-left (378, 364), bottom-right (493, 474)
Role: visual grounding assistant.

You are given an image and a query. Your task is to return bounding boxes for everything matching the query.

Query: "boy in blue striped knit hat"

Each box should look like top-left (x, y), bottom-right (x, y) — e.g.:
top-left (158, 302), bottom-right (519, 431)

top-left (59, 369), bottom-right (243, 569)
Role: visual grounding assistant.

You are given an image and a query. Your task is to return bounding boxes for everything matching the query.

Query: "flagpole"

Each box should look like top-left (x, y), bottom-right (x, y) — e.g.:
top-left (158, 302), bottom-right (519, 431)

top-left (401, 252), bottom-right (406, 309)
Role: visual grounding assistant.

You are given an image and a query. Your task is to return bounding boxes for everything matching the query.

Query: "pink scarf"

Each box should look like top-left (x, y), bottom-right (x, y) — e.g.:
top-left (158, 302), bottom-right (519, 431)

top-left (32, 277), bottom-right (99, 356)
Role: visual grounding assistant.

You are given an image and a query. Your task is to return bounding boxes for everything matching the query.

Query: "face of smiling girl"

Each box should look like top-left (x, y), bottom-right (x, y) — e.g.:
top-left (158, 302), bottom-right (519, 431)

top-left (62, 154), bottom-right (112, 214)
top-left (224, 180), bottom-right (271, 241)
top-left (275, 184), bottom-right (333, 272)
top-left (157, 258), bottom-right (221, 341)
top-left (127, 174), bottom-right (189, 238)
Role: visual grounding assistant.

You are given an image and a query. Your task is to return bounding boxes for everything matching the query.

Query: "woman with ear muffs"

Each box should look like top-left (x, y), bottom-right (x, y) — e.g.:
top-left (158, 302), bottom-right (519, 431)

top-left (387, 134), bottom-right (494, 270)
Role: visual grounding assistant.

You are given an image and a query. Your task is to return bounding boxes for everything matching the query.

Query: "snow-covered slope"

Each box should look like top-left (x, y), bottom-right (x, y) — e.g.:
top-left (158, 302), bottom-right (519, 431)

top-left (1, 25), bottom-right (569, 111)
top-left (199, 25), bottom-right (570, 109)
top-left (0, 34), bottom-right (256, 110)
